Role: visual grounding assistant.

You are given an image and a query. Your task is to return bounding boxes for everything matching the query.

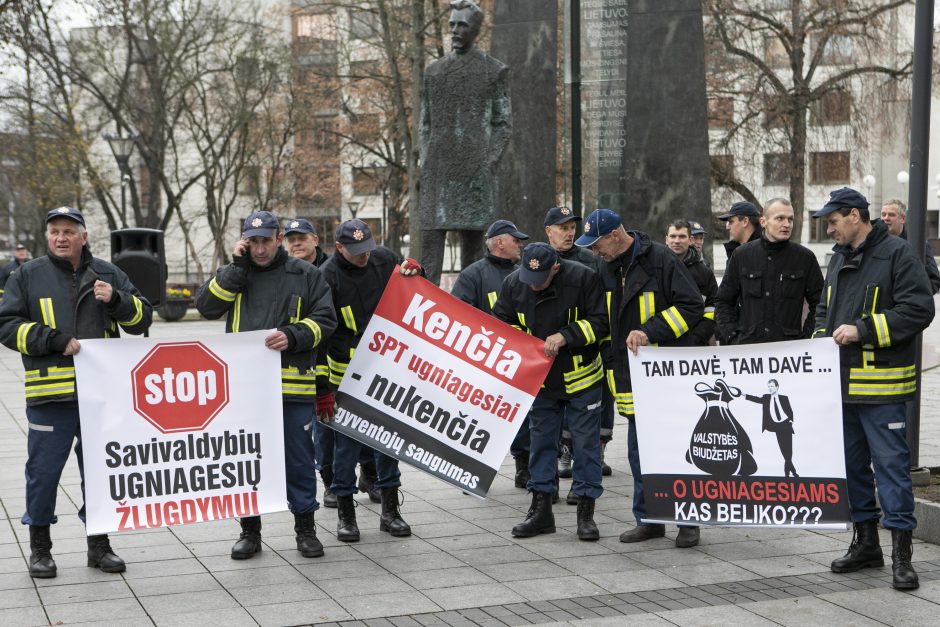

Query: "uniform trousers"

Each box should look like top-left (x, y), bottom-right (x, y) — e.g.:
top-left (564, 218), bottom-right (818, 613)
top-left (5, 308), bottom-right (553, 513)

top-left (23, 402), bottom-right (84, 526)
top-left (283, 402), bottom-right (319, 514)
top-left (331, 432), bottom-right (401, 497)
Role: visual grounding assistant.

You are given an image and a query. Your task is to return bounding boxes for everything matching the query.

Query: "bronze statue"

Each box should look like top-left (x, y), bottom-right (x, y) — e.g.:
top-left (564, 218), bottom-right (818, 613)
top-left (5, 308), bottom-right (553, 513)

top-left (419, 0), bottom-right (512, 285)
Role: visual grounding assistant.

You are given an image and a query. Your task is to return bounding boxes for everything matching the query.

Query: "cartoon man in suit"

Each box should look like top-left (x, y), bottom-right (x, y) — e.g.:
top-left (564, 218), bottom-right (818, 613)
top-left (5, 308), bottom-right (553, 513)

top-left (745, 379), bottom-right (797, 477)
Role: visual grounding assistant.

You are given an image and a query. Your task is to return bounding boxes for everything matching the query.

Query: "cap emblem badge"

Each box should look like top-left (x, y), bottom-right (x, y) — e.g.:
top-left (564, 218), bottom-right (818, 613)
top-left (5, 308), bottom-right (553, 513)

top-left (584, 221), bottom-right (591, 233)
top-left (251, 218), bottom-right (263, 228)
top-left (290, 221), bottom-right (299, 228)
top-left (353, 229), bottom-right (364, 241)
top-left (529, 259), bottom-right (540, 270)
top-left (560, 207), bottom-right (570, 215)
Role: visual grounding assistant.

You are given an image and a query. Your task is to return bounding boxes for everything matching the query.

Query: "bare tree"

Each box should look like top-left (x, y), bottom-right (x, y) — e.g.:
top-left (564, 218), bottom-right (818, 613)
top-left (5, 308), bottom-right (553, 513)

top-left (705, 0), bottom-right (912, 239)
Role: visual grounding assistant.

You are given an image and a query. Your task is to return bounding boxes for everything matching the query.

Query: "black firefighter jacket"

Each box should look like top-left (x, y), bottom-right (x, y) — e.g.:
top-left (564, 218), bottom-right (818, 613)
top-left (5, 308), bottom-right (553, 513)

top-left (195, 248), bottom-right (337, 403)
top-left (0, 248), bottom-right (152, 405)
top-left (680, 246), bottom-right (718, 346)
top-left (450, 250), bottom-right (516, 314)
top-left (491, 260), bottom-right (608, 399)
top-left (715, 236), bottom-right (823, 345)
top-left (598, 232), bottom-right (704, 416)
top-left (813, 221), bottom-right (935, 404)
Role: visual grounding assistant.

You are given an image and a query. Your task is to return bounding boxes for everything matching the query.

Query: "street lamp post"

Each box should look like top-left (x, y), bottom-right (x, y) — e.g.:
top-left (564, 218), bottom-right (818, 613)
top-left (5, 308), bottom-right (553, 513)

top-left (347, 201), bottom-right (360, 220)
top-left (862, 174), bottom-right (876, 200)
top-left (897, 170), bottom-right (910, 202)
top-left (104, 133), bottom-right (138, 218)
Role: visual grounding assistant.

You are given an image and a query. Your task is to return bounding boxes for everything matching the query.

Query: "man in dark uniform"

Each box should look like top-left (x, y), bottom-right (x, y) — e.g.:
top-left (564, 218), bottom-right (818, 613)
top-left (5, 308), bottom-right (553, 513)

top-left (719, 200), bottom-right (761, 259)
top-left (813, 187), bottom-right (934, 590)
top-left (451, 219), bottom-right (529, 488)
top-left (285, 218), bottom-right (328, 267)
top-left (666, 219), bottom-right (717, 346)
top-left (689, 221), bottom-right (707, 253)
top-left (196, 210), bottom-right (337, 561)
top-left (576, 209), bottom-right (704, 547)
top-left (0, 207), bottom-right (152, 578)
top-left (0, 243), bottom-right (30, 298)
top-left (316, 219), bottom-right (420, 542)
top-left (492, 243), bottom-right (608, 540)
top-left (715, 198), bottom-right (823, 346)
top-left (880, 199), bottom-right (940, 294)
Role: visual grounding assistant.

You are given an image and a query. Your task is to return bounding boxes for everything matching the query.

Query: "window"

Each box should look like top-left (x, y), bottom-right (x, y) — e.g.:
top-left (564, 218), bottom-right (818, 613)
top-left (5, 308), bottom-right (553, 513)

top-left (349, 113), bottom-right (381, 145)
top-left (299, 117), bottom-right (336, 149)
top-left (763, 153), bottom-right (789, 186)
top-left (810, 90), bottom-right (851, 126)
top-left (708, 98), bottom-right (734, 130)
top-left (820, 35), bottom-right (854, 65)
top-left (293, 13), bottom-right (336, 40)
top-left (810, 151), bottom-right (850, 184)
top-left (763, 95), bottom-right (792, 129)
top-left (349, 10), bottom-right (378, 40)
top-left (711, 154), bottom-right (735, 181)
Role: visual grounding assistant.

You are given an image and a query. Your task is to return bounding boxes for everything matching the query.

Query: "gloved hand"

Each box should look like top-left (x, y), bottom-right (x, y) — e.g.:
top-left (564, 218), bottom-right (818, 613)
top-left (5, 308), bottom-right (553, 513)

top-left (399, 258), bottom-right (422, 276)
top-left (316, 392), bottom-right (336, 422)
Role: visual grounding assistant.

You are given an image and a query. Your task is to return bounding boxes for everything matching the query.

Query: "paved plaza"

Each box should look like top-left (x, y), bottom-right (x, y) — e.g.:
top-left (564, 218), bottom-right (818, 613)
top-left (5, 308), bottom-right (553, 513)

top-left (0, 300), bottom-right (940, 626)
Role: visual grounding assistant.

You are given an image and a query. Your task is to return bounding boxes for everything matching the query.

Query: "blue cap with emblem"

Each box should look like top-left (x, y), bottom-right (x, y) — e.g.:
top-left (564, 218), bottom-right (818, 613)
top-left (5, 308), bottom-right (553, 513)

top-left (689, 220), bottom-right (706, 236)
top-left (335, 219), bottom-right (376, 256)
top-left (518, 242), bottom-right (559, 285)
top-left (284, 218), bottom-right (317, 236)
top-left (718, 201), bottom-right (760, 221)
top-left (544, 206), bottom-right (581, 227)
top-left (243, 211), bottom-right (279, 238)
top-left (45, 206), bottom-right (85, 227)
top-left (485, 219), bottom-right (528, 240)
top-left (575, 209), bottom-right (621, 247)
top-left (812, 187), bottom-right (870, 218)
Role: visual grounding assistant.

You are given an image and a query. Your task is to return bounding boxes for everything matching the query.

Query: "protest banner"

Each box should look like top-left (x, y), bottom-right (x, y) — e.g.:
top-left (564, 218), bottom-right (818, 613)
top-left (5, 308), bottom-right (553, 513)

top-left (332, 272), bottom-right (553, 497)
top-left (75, 331), bottom-right (287, 535)
top-left (628, 338), bottom-right (849, 529)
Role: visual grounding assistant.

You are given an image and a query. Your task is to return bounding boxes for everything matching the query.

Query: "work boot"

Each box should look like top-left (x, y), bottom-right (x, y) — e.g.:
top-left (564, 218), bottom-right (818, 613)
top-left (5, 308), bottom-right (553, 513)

top-left (231, 516), bottom-right (262, 559)
top-left (336, 495), bottom-right (360, 542)
top-left (600, 441), bottom-right (612, 476)
top-left (87, 534), bottom-right (126, 573)
top-left (28, 525), bottom-right (56, 579)
top-left (831, 520), bottom-right (884, 573)
top-left (379, 487), bottom-right (411, 537)
top-left (294, 512), bottom-right (324, 558)
top-left (675, 527), bottom-right (700, 548)
top-left (320, 465), bottom-right (337, 508)
top-left (552, 472), bottom-right (560, 504)
top-left (558, 443), bottom-right (572, 479)
top-left (511, 491), bottom-right (556, 537)
top-left (358, 461), bottom-right (381, 503)
top-left (891, 529), bottom-right (919, 590)
top-left (566, 485), bottom-right (579, 506)
top-left (514, 454), bottom-right (530, 489)
top-left (619, 524), bottom-right (666, 543)
top-left (576, 497), bottom-right (599, 541)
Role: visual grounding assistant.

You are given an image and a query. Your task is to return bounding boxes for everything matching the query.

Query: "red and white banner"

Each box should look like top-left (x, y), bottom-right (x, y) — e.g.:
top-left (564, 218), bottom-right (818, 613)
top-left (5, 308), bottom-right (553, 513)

top-left (75, 331), bottom-right (287, 535)
top-left (333, 272), bottom-right (553, 497)
top-left (628, 339), bottom-right (849, 529)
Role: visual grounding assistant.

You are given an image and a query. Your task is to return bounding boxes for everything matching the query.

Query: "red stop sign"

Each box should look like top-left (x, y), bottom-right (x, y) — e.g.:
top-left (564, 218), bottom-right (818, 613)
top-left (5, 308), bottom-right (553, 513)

top-left (131, 341), bottom-right (230, 433)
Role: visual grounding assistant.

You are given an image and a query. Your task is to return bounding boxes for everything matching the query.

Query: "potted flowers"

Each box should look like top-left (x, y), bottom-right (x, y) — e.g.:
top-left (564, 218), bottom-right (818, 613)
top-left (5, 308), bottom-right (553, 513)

top-left (159, 286), bottom-right (192, 322)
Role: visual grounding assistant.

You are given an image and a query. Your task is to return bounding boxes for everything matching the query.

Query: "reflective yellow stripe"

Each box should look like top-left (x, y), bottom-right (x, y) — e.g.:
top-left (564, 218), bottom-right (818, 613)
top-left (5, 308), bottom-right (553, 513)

top-left (870, 286), bottom-right (879, 314)
top-left (661, 306), bottom-right (689, 338)
top-left (826, 285), bottom-right (831, 307)
top-left (315, 365), bottom-right (330, 378)
top-left (341, 306), bottom-right (357, 333)
top-left (232, 294), bottom-right (242, 332)
top-left (119, 295), bottom-right (143, 327)
top-left (703, 306), bottom-right (715, 321)
top-left (848, 381), bottom-right (917, 396)
top-left (17, 322), bottom-right (36, 355)
top-left (616, 391), bottom-right (634, 415)
top-left (327, 356), bottom-right (348, 374)
top-left (517, 312), bottom-right (526, 328)
top-left (639, 292), bottom-right (655, 324)
top-left (872, 313), bottom-right (890, 347)
top-left (575, 319), bottom-right (596, 344)
top-left (566, 367), bottom-right (604, 394)
top-left (25, 366), bottom-right (75, 382)
top-left (208, 278), bottom-right (236, 302)
top-left (850, 365), bottom-right (916, 380)
top-left (487, 291), bottom-right (497, 310)
top-left (281, 367), bottom-right (318, 395)
top-left (606, 369), bottom-right (616, 395)
top-left (813, 328), bottom-right (826, 338)
top-left (39, 298), bottom-right (56, 329)
top-left (25, 382), bottom-right (76, 398)
top-left (292, 298), bottom-right (302, 324)
top-left (299, 318), bottom-right (322, 346)
top-left (564, 354), bottom-right (602, 383)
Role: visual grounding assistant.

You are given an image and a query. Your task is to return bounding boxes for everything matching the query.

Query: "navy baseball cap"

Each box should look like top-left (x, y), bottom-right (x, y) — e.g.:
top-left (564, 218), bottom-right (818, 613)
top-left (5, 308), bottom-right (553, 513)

top-left (689, 221), bottom-right (706, 236)
top-left (15, 243), bottom-right (26, 250)
top-left (46, 206), bottom-right (85, 227)
top-left (335, 219), bottom-right (376, 256)
top-left (485, 219), bottom-right (528, 240)
top-left (813, 187), bottom-right (870, 219)
top-left (284, 218), bottom-right (317, 236)
top-left (575, 209), bottom-right (621, 247)
top-left (718, 201), bottom-right (760, 221)
top-left (243, 211), bottom-right (279, 238)
top-left (544, 206), bottom-right (581, 226)
top-left (518, 242), bottom-right (559, 285)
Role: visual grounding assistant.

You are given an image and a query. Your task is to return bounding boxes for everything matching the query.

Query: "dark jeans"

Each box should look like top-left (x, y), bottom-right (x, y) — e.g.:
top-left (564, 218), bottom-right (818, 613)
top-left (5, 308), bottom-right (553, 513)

top-left (332, 432), bottom-right (401, 497)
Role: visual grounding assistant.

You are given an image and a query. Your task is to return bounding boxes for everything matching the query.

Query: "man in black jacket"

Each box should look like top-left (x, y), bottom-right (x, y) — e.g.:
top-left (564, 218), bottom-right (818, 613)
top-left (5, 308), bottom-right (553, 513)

top-left (285, 218), bottom-right (328, 267)
top-left (0, 243), bottom-right (29, 298)
top-left (880, 199), bottom-right (940, 294)
top-left (666, 220), bottom-right (717, 346)
top-left (719, 200), bottom-right (761, 259)
top-left (0, 207), bottom-right (152, 578)
top-left (715, 198), bottom-right (823, 345)
top-left (813, 187), bottom-right (935, 591)
top-left (492, 243), bottom-right (608, 540)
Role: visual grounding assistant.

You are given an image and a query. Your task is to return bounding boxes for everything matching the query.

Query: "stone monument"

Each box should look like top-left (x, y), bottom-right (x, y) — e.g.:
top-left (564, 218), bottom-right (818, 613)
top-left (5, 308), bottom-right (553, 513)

top-left (419, 0), bottom-right (512, 285)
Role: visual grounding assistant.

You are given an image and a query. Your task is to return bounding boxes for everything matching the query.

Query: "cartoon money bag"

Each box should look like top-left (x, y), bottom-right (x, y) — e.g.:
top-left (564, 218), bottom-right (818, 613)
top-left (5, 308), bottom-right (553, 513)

top-left (685, 379), bottom-right (757, 477)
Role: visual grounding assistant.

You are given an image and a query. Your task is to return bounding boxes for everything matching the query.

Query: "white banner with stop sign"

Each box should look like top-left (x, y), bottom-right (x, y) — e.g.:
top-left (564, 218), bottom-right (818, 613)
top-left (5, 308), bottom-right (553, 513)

top-left (75, 331), bottom-right (287, 535)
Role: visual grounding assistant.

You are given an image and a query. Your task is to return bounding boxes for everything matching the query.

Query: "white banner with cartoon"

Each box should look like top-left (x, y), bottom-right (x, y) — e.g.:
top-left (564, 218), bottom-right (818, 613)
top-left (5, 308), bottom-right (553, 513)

top-left (75, 331), bottom-right (288, 535)
top-left (629, 339), bottom-right (849, 529)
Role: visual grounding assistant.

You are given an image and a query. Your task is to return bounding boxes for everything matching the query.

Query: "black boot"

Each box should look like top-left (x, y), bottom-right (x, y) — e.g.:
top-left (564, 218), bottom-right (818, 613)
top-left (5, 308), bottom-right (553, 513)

top-left (830, 520), bottom-right (884, 573)
top-left (358, 462), bottom-right (381, 503)
top-left (566, 485), bottom-right (579, 506)
top-left (891, 529), bottom-right (919, 590)
top-left (512, 491), bottom-right (556, 537)
top-left (379, 487), bottom-right (412, 537)
top-left (231, 516), bottom-right (262, 559)
top-left (600, 441), bottom-right (612, 476)
top-left (576, 497), bottom-right (599, 541)
top-left (320, 465), bottom-right (337, 508)
top-left (336, 495), bottom-right (360, 542)
top-left (294, 512), bottom-right (324, 558)
top-left (28, 525), bottom-right (56, 579)
top-left (87, 534), bottom-right (126, 573)
top-left (514, 454), bottom-right (530, 489)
